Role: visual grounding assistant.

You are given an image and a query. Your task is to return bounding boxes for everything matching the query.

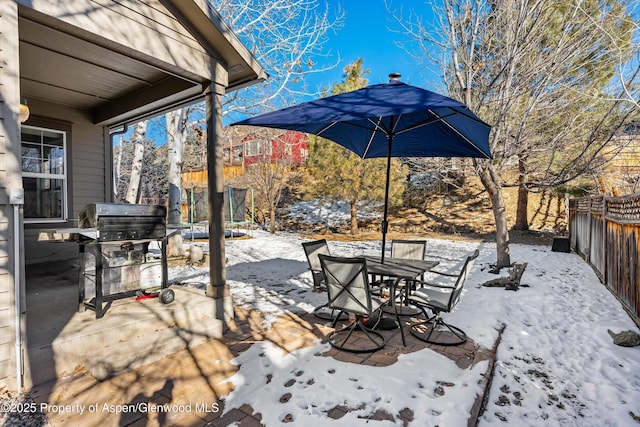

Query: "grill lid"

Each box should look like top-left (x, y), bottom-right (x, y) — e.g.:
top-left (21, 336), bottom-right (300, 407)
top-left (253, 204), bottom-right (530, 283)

top-left (79, 203), bottom-right (167, 241)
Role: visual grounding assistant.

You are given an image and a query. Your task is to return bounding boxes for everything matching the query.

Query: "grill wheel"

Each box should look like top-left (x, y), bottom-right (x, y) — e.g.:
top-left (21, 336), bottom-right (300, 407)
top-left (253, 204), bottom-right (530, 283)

top-left (160, 288), bottom-right (175, 304)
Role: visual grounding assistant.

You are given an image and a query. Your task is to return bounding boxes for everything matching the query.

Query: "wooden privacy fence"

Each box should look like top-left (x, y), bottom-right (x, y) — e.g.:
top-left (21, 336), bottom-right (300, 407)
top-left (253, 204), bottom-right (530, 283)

top-left (569, 195), bottom-right (640, 324)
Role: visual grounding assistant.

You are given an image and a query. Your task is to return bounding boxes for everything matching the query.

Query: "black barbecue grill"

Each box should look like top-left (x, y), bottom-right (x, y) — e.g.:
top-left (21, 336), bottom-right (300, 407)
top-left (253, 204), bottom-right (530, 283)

top-left (79, 203), bottom-right (167, 242)
top-left (40, 203), bottom-right (175, 318)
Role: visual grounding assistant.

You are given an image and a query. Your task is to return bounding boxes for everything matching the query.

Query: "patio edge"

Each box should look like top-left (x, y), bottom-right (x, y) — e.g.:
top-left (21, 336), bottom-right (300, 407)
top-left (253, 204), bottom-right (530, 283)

top-left (468, 323), bottom-right (506, 427)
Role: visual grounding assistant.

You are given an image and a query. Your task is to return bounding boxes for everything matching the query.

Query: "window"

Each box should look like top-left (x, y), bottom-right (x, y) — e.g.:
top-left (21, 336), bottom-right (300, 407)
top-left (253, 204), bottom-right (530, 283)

top-left (245, 139), bottom-right (271, 157)
top-left (21, 126), bottom-right (67, 222)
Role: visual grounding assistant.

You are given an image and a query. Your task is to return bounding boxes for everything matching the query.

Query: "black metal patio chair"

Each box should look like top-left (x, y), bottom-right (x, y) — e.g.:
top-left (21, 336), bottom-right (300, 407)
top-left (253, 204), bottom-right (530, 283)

top-left (408, 249), bottom-right (479, 346)
top-left (302, 239), bottom-right (344, 321)
top-left (390, 239), bottom-right (427, 310)
top-left (319, 254), bottom-right (405, 352)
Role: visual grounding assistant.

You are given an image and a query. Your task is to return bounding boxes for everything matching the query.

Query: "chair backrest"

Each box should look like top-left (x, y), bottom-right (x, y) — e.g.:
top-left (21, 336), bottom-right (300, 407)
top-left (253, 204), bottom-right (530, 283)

top-left (318, 254), bottom-right (372, 316)
top-left (302, 239), bottom-right (330, 272)
top-left (391, 240), bottom-right (427, 260)
top-left (449, 249), bottom-right (480, 310)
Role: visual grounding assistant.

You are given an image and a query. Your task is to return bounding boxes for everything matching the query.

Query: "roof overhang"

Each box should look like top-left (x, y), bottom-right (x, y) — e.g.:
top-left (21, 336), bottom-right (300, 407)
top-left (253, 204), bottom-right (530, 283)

top-left (17, 0), bottom-right (265, 126)
top-left (161, 0), bottom-right (268, 92)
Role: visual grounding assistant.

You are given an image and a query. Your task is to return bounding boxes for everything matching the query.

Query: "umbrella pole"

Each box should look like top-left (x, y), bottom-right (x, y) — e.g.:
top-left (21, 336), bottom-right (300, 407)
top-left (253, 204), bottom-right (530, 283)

top-left (381, 132), bottom-right (394, 263)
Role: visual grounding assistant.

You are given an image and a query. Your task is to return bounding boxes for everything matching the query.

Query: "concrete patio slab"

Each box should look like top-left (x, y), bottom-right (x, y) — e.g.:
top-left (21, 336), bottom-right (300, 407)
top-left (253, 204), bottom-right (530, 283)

top-left (25, 261), bottom-right (225, 385)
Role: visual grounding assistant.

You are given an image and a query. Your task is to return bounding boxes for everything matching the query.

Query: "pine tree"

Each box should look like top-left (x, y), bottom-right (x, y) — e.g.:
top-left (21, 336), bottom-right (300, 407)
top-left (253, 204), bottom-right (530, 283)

top-left (305, 59), bottom-right (406, 234)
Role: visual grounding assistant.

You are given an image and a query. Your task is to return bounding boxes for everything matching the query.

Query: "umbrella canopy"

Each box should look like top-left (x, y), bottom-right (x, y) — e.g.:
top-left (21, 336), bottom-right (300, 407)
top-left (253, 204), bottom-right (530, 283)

top-left (232, 76), bottom-right (492, 260)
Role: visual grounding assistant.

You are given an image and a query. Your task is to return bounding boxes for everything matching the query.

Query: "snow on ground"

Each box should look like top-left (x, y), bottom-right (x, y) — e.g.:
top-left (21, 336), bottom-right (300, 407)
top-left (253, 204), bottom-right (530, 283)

top-left (286, 200), bottom-right (382, 228)
top-left (170, 229), bottom-right (640, 426)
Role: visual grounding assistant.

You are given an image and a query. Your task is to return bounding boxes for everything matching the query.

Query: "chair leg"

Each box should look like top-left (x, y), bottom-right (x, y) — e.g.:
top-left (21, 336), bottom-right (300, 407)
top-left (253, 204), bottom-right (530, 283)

top-left (328, 315), bottom-right (385, 353)
top-left (330, 310), bottom-right (347, 328)
top-left (410, 311), bottom-right (467, 346)
top-left (391, 302), bottom-right (406, 347)
top-left (362, 307), bottom-right (406, 347)
top-left (314, 303), bottom-right (348, 322)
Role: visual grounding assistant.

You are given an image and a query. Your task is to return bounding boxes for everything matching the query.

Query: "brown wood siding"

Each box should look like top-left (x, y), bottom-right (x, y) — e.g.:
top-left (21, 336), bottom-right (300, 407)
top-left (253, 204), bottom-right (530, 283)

top-left (182, 169), bottom-right (209, 188)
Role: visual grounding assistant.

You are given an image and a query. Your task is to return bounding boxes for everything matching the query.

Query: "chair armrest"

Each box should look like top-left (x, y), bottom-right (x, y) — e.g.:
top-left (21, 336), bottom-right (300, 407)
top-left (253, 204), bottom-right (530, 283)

top-left (411, 280), bottom-right (456, 290)
top-left (424, 269), bottom-right (459, 278)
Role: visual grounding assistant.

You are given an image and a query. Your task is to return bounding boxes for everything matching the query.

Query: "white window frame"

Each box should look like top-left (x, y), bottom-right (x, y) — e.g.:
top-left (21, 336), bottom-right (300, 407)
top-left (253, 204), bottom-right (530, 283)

top-left (21, 125), bottom-right (68, 223)
top-left (245, 139), bottom-right (271, 157)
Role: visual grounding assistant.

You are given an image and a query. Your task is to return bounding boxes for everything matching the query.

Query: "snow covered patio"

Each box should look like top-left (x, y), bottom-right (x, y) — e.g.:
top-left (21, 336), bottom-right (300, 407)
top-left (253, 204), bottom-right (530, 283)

top-left (15, 230), bottom-right (640, 426)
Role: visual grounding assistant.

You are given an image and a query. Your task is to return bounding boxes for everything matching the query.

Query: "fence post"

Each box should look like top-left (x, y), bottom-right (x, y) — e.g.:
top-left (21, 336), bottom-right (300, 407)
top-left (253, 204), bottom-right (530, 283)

top-left (565, 192), bottom-right (570, 242)
top-left (586, 198), bottom-right (592, 263)
top-left (602, 196), bottom-right (607, 286)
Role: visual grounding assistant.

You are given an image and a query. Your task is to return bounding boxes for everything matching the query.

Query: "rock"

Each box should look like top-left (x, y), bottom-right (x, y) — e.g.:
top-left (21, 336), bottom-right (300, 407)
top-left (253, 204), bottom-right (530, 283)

top-left (189, 244), bottom-right (205, 265)
top-left (607, 329), bottom-right (640, 347)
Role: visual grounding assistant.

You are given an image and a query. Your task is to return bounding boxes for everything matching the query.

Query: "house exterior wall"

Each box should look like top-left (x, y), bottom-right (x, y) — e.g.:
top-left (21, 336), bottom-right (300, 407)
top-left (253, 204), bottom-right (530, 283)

top-left (241, 131), bottom-right (309, 166)
top-left (0, 0), bottom-right (26, 389)
top-left (15, 0), bottom-right (232, 264)
top-left (21, 104), bottom-right (107, 265)
top-left (0, 0), bottom-right (261, 390)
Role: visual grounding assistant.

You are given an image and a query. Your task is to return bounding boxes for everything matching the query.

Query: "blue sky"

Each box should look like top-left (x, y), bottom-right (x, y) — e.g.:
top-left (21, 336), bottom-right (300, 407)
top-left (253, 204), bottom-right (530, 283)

top-left (302, 0), bottom-right (439, 95)
top-left (125, 1), bottom-right (440, 143)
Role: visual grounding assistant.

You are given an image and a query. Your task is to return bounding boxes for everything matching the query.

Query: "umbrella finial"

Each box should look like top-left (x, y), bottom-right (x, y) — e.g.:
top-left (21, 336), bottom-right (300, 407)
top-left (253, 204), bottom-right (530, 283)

top-left (388, 73), bottom-right (402, 83)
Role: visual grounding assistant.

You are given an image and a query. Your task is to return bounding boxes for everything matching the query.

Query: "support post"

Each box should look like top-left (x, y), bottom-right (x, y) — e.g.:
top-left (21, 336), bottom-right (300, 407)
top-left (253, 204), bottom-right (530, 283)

top-left (205, 85), bottom-right (232, 329)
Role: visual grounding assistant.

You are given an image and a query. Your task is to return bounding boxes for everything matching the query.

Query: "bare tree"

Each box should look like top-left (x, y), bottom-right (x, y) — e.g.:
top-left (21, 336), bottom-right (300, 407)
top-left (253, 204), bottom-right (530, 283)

top-left (228, 126), bottom-right (304, 233)
top-left (114, 135), bottom-right (123, 193)
top-left (114, 137), bottom-right (168, 204)
top-left (593, 2), bottom-right (640, 111)
top-left (114, 1), bottom-right (344, 261)
top-left (166, 108), bottom-right (189, 256)
top-left (391, 0), bottom-right (512, 267)
top-left (391, 0), bottom-right (638, 266)
top-left (497, 0), bottom-right (636, 228)
top-left (125, 121), bottom-right (147, 203)
top-left (155, 0), bottom-right (343, 232)
top-left (211, 0), bottom-right (345, 118)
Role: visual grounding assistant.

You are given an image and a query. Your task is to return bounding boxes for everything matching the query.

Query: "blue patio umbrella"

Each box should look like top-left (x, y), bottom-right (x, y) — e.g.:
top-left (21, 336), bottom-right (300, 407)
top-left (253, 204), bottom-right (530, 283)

top-left (232, 74), bottom-right (492, 261)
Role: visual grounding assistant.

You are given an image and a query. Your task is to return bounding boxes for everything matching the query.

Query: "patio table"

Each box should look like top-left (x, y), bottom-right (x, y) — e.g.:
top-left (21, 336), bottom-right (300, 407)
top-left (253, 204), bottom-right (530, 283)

top-left (364, 256), bottom-right (439, 279)
top-left (363, 255), bottom-right (440, 322)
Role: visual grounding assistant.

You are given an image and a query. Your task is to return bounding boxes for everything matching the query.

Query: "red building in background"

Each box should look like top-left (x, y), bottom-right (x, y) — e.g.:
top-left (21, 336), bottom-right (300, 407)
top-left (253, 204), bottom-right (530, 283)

top-left (181, 130), bottom-right (308, 221)
top-left (225, 130), bottom-right (309, 168)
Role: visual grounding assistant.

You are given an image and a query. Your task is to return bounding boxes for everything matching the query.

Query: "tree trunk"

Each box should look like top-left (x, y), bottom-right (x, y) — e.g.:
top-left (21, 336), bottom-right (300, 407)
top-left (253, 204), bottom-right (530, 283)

top-left (125, 121), bottom-right (146, 204)
top-left (350, 200), bottom-right (358, 235)
top-left (166, 109), bottom-right (186, 257)
top-left (514, 156), bottom-right (529, 230)
top-left (477, 162), bottom-right (511, 268)
top-left (114, 135), bottom-right (123, 194)
top-left (268, 207), bottom-right (277, 233)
